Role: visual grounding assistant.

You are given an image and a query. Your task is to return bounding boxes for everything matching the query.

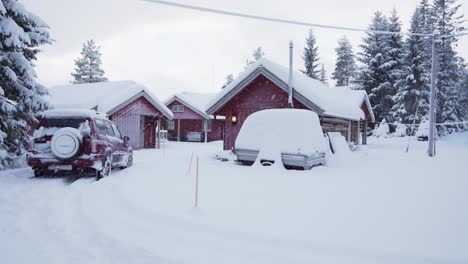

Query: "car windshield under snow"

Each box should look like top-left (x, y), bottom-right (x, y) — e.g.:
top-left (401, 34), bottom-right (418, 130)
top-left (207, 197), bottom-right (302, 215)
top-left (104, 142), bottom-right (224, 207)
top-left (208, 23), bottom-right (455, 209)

top-left (41, 118), bottom-right (87, 129)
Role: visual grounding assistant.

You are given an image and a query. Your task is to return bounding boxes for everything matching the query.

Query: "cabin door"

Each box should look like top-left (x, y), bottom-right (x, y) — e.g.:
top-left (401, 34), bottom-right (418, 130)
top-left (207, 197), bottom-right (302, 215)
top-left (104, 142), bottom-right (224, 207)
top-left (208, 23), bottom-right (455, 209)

top-left (143, 116), bottom-right (157, 148)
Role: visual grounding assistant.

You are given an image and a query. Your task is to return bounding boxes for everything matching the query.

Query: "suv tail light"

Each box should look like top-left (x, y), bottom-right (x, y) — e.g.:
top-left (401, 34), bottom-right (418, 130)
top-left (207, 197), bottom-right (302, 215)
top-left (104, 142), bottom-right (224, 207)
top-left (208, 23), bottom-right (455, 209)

top-left (91, 139), bottom-right (100, 154)
top-left (83, 137), bottom-right (91, 155)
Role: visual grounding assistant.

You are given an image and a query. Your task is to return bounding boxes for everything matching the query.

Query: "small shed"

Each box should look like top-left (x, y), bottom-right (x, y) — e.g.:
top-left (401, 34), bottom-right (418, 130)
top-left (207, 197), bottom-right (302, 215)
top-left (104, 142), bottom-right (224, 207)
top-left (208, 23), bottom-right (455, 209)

top-left (165, 92), bottom-right (223, 142)
top-left (48, 81), bottom-right (173, 149)
top-left (205, 58), bottom-right (375, 150)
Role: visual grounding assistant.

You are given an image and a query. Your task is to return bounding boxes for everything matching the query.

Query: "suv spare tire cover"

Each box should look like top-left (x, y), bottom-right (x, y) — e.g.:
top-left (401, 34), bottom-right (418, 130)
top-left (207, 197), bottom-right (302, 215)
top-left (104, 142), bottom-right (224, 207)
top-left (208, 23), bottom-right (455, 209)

top-left (51, 127), bottom-right (83, 160)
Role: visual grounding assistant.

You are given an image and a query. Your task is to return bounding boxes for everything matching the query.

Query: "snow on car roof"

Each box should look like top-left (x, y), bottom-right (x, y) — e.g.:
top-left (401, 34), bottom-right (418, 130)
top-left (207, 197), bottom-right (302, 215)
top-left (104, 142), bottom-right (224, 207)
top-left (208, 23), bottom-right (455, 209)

top-left (42, 109), bottom-right (108, 119)
top-left (235, 109), bottom-right (328, 155)
top-left (47, 80), bottom-right (173, 119)
top-left (206, 58), bottom-right (366, 121)
top-left (165, 92), bottom-right (217, 119)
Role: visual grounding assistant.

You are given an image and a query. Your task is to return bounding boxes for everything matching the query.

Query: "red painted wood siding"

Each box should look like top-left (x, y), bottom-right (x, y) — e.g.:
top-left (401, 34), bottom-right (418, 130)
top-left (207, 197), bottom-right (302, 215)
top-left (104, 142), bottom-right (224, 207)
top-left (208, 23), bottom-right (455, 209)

top-left (208, 119), bottom-right (223, 142)
top-left (167, 100), bottom-right (205, 120)
top-left (111, 96), bottom-right (167, 149)
top-left (166, 99), bottom-right (223, 142)
top-left (167, 119), bottom-right (223, 142)
top-left (213, 74), bottom-right (308, 150)
top-left (361, 102), bottom-right (372, 122)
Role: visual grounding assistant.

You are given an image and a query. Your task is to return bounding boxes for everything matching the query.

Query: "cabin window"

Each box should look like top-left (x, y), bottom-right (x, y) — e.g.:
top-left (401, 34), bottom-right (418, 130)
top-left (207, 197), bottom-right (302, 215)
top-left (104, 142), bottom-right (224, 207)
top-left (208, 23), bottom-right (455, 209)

top-left (172, 104), bottom-right (184, 113)
top-left (167, 120), bottom-right (175, 130)
top-left (203, 119), bottom-right (212, 132)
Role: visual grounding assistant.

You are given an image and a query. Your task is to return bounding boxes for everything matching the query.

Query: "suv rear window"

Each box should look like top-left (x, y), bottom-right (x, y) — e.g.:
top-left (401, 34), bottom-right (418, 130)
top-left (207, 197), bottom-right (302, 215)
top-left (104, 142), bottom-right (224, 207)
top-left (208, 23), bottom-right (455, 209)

top-left (41, 118), bottom-right (87, 128)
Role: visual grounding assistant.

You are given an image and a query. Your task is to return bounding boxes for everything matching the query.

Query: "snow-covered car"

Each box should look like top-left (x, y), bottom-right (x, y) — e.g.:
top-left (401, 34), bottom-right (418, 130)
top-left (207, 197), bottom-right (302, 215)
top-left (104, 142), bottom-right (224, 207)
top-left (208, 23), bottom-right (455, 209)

top-left (234, 109), bottom-right (327, 170)
top-left (27, 109), bottom-right (133, 180)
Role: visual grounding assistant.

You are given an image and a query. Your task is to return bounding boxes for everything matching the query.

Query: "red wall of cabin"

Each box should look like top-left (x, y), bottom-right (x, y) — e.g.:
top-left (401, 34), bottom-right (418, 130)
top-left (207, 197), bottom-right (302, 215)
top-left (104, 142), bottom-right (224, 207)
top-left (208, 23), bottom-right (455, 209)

top-left (166, 99), bottom-right (223, 142)
top-left (110, 96), bottom-right (167, 150)
top-left (213, 74), bottom-right (308, 150)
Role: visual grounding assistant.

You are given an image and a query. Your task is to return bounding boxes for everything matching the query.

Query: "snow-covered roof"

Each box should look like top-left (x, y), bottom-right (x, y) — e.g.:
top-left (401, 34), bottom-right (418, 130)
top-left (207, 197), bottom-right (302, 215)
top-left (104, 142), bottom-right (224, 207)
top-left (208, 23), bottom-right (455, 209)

top-left (48, 81), bottom-right (173, 119)
top-left (165, 92), bottom-right (217, 119)
top-left (333, 86), bottom-right (375, 122)
top-left (206, 58), bottom-right (367, 121)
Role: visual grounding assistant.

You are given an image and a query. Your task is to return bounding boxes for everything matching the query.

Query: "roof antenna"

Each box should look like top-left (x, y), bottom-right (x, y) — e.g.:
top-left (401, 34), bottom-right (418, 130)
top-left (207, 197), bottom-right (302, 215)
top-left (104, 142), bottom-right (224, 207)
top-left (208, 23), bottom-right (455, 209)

top-left (288, 41), bottom-right (294, 109)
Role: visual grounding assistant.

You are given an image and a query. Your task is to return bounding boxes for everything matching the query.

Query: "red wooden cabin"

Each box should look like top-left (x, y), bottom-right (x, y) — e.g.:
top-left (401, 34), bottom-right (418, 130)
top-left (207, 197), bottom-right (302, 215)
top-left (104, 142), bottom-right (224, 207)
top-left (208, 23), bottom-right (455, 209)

top-left (48, 81), bottom-right (173, 150)
top-left (205, 58), bottom-right (375, 150)
top-left (165, 92), bottom-right (223, 142)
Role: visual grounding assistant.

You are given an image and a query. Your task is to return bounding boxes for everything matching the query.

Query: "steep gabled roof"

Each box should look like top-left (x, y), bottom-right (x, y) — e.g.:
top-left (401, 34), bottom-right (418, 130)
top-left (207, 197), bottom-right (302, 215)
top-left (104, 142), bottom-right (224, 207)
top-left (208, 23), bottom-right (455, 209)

top-left (165, 92), bottom-right (217, 119)
top-left (206, 58), bottom-right (367, 121)
top-left (333, 86), bottom-right (376, 122)
top-left (48, 81), bottom-right (173, 119)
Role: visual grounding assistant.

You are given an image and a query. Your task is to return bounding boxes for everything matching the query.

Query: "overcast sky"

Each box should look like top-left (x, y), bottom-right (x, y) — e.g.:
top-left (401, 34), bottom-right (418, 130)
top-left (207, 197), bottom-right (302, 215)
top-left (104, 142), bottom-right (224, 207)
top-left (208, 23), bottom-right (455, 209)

top-left (24, 0), bottom-right (468, 100)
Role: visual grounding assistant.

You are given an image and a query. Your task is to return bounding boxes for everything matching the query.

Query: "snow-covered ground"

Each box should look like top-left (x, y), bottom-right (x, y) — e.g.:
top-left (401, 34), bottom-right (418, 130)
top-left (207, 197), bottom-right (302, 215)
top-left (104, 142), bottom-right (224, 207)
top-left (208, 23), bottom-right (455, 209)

top-left (1, 133), bottom-right (467, 264)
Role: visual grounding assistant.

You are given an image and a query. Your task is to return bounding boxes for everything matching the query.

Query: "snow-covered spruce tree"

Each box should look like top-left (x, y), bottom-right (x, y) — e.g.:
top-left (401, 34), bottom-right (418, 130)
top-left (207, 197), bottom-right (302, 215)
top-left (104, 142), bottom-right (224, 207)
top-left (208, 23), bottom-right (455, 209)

top-left (460, 70), bottom-right (468, 123)
top-left (432, 0), bottom-right (465, 133)
top-left (71, 39), bottom-right (108, 84)
top-left (386, 9), bottom-right (405, 100)
top-left (392, 1), bottom-right (433, 124)
top-left (332, 36), bottom-right (356, 86)
top-left (302, 29), bottom-right (320, 79)
top-left (245, 46), bottom-right (264, 68)
top-left (319, 64), bottom-right (328, 85)
top-left (357, 11), bottom-right (394, 122)
top-left (222, 74), bottom-right (234, 89)
top-left (0, 0), bottom-right (51, 169)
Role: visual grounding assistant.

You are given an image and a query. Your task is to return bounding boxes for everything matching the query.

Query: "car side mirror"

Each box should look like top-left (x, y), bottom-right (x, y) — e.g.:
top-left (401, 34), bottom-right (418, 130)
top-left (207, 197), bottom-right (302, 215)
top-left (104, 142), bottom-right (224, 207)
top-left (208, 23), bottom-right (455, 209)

top-left (123, 136), bottom-right (130, 143)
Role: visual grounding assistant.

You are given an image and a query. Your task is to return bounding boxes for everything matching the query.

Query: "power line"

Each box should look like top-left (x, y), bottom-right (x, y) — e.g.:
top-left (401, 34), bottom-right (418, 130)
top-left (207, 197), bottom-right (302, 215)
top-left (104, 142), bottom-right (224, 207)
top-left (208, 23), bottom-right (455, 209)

top-left (142, 0), bottom-right (468, 38)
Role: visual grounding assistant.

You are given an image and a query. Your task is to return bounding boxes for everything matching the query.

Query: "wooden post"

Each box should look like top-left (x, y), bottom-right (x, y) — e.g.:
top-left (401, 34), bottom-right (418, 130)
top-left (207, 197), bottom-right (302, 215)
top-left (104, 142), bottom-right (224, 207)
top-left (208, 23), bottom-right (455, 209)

top-left (156, 118), bottom-right (161, 149)
top-left (177, 119), bottom-right (181, 142)
top-left (362, 120), bottom-right (368, 145)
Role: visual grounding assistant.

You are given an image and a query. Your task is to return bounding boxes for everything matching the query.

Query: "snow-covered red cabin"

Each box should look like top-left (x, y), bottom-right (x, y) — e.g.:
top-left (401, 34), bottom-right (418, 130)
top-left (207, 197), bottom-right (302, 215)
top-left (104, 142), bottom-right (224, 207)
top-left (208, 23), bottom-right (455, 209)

top-left (165, 92), bottom-right (223, 142)
top-left (48, 81), bottom-right (173, 150)
top-left (205, 58), bottom-right (375, 150)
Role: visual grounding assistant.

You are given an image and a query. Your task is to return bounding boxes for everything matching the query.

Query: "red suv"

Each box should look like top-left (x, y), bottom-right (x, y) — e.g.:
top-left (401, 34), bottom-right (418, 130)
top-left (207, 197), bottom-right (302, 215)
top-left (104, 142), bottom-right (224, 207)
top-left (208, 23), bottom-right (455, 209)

top-left (27, 109), bottom-right (133, 180)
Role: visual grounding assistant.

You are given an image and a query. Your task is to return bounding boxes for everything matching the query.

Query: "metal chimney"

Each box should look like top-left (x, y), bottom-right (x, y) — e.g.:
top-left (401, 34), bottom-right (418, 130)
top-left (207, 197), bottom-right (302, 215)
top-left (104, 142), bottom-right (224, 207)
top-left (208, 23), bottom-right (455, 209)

top-left (288, 41), bottom-right (294, 109)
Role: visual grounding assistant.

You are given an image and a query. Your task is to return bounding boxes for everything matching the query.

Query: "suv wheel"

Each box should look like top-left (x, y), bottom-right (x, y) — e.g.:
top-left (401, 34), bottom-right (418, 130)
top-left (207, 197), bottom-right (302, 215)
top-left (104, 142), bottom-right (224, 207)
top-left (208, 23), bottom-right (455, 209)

top-left (96, 155), bottom-right (112, 181)
top-left (121, 151), bottom-right (133, 169)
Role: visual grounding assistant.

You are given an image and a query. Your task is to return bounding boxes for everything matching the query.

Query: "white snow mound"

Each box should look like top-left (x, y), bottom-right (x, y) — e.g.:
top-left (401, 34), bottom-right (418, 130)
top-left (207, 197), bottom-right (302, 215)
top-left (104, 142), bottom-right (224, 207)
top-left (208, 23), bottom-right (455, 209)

top-left (235, 109), bottom-right (327, 155)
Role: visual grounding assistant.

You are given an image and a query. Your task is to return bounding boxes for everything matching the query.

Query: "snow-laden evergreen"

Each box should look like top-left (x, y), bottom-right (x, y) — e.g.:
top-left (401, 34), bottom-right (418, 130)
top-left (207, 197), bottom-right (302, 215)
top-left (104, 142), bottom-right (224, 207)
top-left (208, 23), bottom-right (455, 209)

top-left (332, 36), bottom-right (356, 86)
top-left (391, 1), bottom-right (433, 124)
top-left (0, 0), bottom-right (51, 169)
top-left (319, 64), bottom-right (328, 85)
top-left (302, 29), bottom-right (320, 79)
top-left (432, 0), bottom-right (465, 133)
top-left (357, 11), bottom-right (395, 122)
top-left (245, 46), bottom-right (265, 68)
top-left (386, 9), bottom-right (405, 100)
top-left (71, 39), bottom-right (108, 84)
top-left (461, 70), bottom-right (468, 122)
top-left (221, 74), bottom-right (234, 89)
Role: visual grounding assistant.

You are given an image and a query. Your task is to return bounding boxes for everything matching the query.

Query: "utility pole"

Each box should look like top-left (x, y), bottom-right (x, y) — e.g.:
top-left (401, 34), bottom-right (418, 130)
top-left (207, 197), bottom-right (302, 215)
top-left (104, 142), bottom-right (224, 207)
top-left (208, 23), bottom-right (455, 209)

top-left (428, 35), bottom-right (440, 157)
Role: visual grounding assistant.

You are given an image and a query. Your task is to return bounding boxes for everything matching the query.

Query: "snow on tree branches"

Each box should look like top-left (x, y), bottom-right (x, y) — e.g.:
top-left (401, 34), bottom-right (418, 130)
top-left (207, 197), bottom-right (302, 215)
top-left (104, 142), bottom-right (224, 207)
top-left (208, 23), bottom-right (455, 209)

top-left (302, 29), bottom-right (320, 79)
top-left (0, 0), bottom-right (51, 169)
top-left (71, 39), bottom-right (108, 84)
top-left (332, 36), bottom-right (356, 86)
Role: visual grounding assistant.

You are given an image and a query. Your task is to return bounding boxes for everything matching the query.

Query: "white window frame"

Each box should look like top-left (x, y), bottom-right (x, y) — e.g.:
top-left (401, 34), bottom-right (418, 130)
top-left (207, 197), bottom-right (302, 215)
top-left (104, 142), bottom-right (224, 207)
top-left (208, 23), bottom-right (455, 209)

top-left (172, 104), bottom-right (184, 113)
top-left (167, 120), bottom-right (175, 130)
top-left (203, 119), bottom-right (212, 132)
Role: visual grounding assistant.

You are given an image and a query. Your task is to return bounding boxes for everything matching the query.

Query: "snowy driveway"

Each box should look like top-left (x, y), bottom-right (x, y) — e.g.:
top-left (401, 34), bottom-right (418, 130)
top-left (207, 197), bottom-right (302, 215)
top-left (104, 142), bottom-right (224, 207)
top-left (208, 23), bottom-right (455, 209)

top-left (1, 135), bottom-right (468, 264)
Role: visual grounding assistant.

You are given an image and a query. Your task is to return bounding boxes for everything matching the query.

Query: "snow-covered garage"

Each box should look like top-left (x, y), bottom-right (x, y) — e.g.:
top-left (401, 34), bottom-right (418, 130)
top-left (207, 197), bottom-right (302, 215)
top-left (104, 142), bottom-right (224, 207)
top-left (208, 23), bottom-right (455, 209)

top-left (47, 81), bottom-right (173, 149)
